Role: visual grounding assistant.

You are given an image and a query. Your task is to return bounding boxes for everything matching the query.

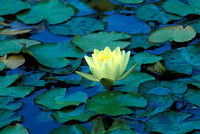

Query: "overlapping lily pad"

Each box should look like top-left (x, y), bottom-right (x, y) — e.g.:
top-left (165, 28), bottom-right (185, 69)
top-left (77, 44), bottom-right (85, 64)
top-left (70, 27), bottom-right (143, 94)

top-left (48, 17), bottom-right (105, 36)
top-left (72, 32), bottom-right (131, 52)
top-left (17, 0), bottom-right (75, 24)
top-left (116, 0), bottom-right (144, 4)
top-left (0, 96), bottom-right (23, 111)
top-left (183, 88), bottom-right (200, 106)
top-left (161, 46), bottom-right (200, 75)
top-left (0, 73), bottom-right (22, 88)
top-left (0, 123), bottom-right (29, 134)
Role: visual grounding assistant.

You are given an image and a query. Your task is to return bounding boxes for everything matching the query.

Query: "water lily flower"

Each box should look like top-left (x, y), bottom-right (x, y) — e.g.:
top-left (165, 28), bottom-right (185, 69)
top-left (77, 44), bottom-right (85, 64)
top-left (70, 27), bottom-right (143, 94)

top-left (75, 47), bottom-right (137, 90)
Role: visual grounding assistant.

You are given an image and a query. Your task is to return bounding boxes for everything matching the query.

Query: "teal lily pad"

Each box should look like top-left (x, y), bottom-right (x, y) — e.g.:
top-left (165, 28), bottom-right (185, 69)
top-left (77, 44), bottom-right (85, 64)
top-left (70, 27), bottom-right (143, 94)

top-left (163, 0), bottom-right (200, 16)
top-left (0, 86), bottom-right (34, 98)
top-left (161, 46), bottom-right (200, 75)
top-left (103, 14), bottom-right (151, 34)
top-left (0, 96), bottom-right (23, 111)
top-left (0, 109), bottom-right (22, 129)
top-left (48, 17), bottom-right (105, 36)
top-left (35, 88), bottom-right (87, 110)
top-left (72, 32), bottom-right (131, 52)
top-left (146, 111), bottom-right (200, 134)
top-left (51, 106), bottom-right (95, 123)
top-left (148, 25), bottom-right (196, 43)
top-left (86, 91), bottom-right (147, 116)
top-left (135, 4), bottom-right (181, 24)
top-left (183, 88), bottom-right (200, 106)
top-left (190, 19), bottom-right (200, 34)
top-left (176, 74), bottom-right (200, 88)
top-left (116, 0), bottom-right (144, 4)
top-left (0, 123), bottom-right (29, 134)
top-left (0, 73), bottom-right (22, 88)
top-left (0, 61), bottom-right (5, 71)
top-left (0, 0), bottom-right (30, 16)
top-left (17, 0), bottom-right (75, 24)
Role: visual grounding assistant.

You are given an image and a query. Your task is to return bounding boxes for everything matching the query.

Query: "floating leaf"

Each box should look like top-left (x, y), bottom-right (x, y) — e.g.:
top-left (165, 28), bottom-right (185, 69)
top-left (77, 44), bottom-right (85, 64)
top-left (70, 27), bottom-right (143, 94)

top-left (135, 4), bottom-right (181, 24)
top-left (161, 46), bottom-right (200, 75)
top-left (163, 0), bottom-right (200, 16)
top-left (48, 125), bottom-right (90, 134)
top-left (0, 123), bottom-right (29, 134)
top-left (0, 0), bottom-right (30, 16)
top-left (0, 29), bottom-right (31, 35)
top-left (190, 19), bottom-right (200, 34)
top-left (17, 0), bottom-right (75, 24)
top-left (0, 73), bottom-right (22, 88)
top-left (0, 55), bottom-right (25, 69)
top-left (0, 96), bottom-right (23, 111)
top-left (86, 91), bottom-right (147, 116)
top-left (116, 0), bottom-right (144, 4)
top-left (48, 17), bottom-right (105, 36)
top-left (72, 32), bottom-right (131, 52)
top-left (147, 61), bottom-right (167, 75)
top-left (183, 88), bottom-right (200, 106)
top-left (148, 25), bottom-right (196, 43)
top-left (146, 111), bottom-right (200, 134)
top-left (176, 74), bottom-right (200, 88)
top-left (0, 62), bottom-right (5, 71)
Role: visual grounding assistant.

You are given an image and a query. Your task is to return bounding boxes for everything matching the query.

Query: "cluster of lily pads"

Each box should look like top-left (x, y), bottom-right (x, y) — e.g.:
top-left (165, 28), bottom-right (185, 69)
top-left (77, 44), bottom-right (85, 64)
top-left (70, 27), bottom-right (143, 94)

top-left (1, 0), bottom-right (200, 133)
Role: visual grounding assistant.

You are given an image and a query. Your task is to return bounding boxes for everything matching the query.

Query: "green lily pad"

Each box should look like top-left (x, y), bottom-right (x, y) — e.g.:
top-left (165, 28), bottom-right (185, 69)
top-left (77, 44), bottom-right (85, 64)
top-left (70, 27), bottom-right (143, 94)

top-left (135, 4), bottom-right (181, 24)
top-left (116, 0), bottom-right (144, 4)
top-left (130, 34), bottom-right (161, 49)
top-left (0, 86), bottom-right (34, 98)
top-left (148, 25), bottom-right (196, 43)
top-left (176, 74), bottom-right (200, 88)
top-left (72, 32), bottom-right (131, 52)
top-left (162, 0), bottom-right (200, 16)
top-left (48, 17), bottom-right (105, 36)
top-left (24, 42), bottom-right (84, 68)
top-left (0, 96), bottom-right (23, 111)
top-left (35, 88), bottom-right (87, 110)
top-left (183, 88), bottom-right (200, 106)
top-left (51, 106), bottom-right (95, 123)
top-left (48, 125), bottom-right (90, 134)
top-left (190, 19), bottom-right (200, 34)
top-left (0, 73), bottom-right (22, 88)
top-left (0, 109), bottom-right (22, 129)
top-left (86, 91), bottom-right (147, 116)
top-left (105, 129), bottom-right (137, 134)
top-left (114, 71), bottom-right (155, 92)
top-left (0, 123), bottom-right (29, 134)
top-left (17, 0), bottom-right (75, 24)
top-left (0, 0), bottom-right (30, 16)
top-left (0, 61), bottom-right (5, 71)
top-left (161, 46), bottom-right (200, 75)
top-left (146, 111), bottom-right (200, 134)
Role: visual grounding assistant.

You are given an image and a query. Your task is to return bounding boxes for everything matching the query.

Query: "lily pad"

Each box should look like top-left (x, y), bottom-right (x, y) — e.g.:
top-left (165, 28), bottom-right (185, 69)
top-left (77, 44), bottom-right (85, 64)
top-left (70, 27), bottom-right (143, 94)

top-left (72, 32), bottom-right (131, 52)
top-left (48, 17), bottom-right (105, 36)
top-left (146, 111), bottom-right (200, 134)
top-left (135, 3), bottom-right (182, 24)
top-left (105, 129), bottom-right (137, 134)
top-left (176, 74), bottom-right (200, 88)
top-left (161, 46), bottom-right (200, 75)
top-left (103, 14), bottom-right (151, 34)
top-left (0, 109), bottom-right (22, 129)
top-left (0, 86), bottom-right (35, 98)
top-left (17, 0), bottom-right (75, 24)
top-left (0, 73), bottom-right (22, 88)
top-left (162, 0), bottom-right (200, 16)
top-left (86, 91), bottom-right (147, 116)
top-left (148, 25), bottom-right (196, 43)
top-left (190, 19), bottom-right (200, 34)
top-left (0, 29), bottom-right (31, 35)
top-left (0, 123), bottom-right (29, 134)
top-left (183, 88), bottom-right (200, 106)
top-left (116, 0), bottom-right (144, 4)
top-left (0, 0), bottom-right (30, 16)
top-left (51, 106), bottom-right (95, 123)
top-left (0, 62), bottom-right (5, 71)
top-left (0, 96), bottom-right (23, 111)
top-left (48, 125), bottom-right (90, 134)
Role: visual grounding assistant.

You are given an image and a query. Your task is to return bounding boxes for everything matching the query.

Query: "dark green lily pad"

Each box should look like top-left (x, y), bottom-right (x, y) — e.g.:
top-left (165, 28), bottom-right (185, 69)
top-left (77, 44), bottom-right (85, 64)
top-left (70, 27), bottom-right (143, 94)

top-left (0, 73), bottom-right (22, 88)
top-left (116, 0), bottom-right (144, 4)
top-left (163, 0), bottom-right (200, 16)
top-left (86, 91), bottom-right (147, 116)
top-left (72, 32), bottom-right (131, 52)
top-left (0, 109), bottom-right (22, 129)
top-left (0, 123), bottom-right (29, 134)
top-left (0, 61), bottom-right (5, 71)
top-left (161, 46), bottom-right (200, 75)
top-left (103, 14), bottom-right (151, 34)
top-left (146, 111), bottom-right (200, 134)
top-left (135, 4), bottom-right (181, 24)
top-left (105, 129), bottom-right (137, 134)
top-left (190, 19), bottom-right (200, 34)
top-left (35, 88), bottom-right (87, 110)
top-left (0, 0), bottom-right (30, 16)
top-left (0, 86), bottom-right (34, 98)
top-left (17, 0), bottom-right (75, 24)
top-left (183, 88), bottom-right (200, 106)
top-left (114, 71), bottom-right (155, 92)
top-left (24, 42), bottom-right (84, 68)
top-left (148, 25), bottom-right (196, 43)
top-left (48, 124), bottom-right (90, 134)
top-left (48, 17), bottom-right (105, 36)
top-left (0, 96), bottom-right (23, 111)
top-left (176, 74), bottom-right (200, 88)
top-left (51, 106), bottom-right (95, 123)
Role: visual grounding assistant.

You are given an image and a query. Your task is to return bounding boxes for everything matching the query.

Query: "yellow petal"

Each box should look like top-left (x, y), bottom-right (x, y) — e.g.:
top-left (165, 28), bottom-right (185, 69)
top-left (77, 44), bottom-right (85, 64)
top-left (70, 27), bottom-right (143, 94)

top-left (85, 56), bottom-right (95, 68)
top-left (117, 63), bottom-right (138, 80)
top-left (101, 62), bottom-right (114, 80)
top-left (112, 63), bottom-right (121, 80)
top-left (75, 71), bottom-right (99, 82)
top-left (90, 67), bottom-right (102, 80)
top-left (94, 49), bottom-right (100, 56)
top-left (121, 51), bottom-right (130, 74)
top-left (114, 47), bottom-right (121, 56)
top-left (104, 46), bottom-right (112, 55)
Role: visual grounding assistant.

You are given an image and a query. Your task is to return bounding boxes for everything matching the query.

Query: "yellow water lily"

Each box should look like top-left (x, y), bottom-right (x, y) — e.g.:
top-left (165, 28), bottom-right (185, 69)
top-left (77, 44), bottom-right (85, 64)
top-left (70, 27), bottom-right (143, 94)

top-left (75, 46), bottom-right (137, 90)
